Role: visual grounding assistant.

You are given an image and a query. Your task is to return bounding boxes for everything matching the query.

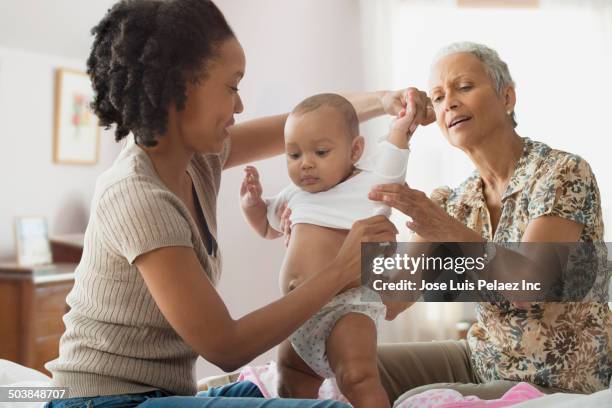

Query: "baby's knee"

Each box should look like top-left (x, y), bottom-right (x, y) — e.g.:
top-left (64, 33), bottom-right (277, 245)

top-left (334, 359), bottom-right (378, 390)
top-left (276, 363), bottom-right (322, 399)
top-left (276, 364), bottom-right (297, 398)
top-left (276, 375), bottom-right (292, 399)
top-left (276, 361), bottom-right (295, 385)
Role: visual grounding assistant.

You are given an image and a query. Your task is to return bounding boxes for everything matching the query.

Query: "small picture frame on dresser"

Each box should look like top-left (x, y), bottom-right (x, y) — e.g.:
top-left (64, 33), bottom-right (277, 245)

top-left (14, 216), bottom-right (53, 266)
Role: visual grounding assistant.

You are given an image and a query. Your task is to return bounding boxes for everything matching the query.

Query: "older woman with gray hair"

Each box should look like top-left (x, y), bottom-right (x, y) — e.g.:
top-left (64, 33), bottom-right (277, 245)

top-left (369, 42), bottom-right (610, 403)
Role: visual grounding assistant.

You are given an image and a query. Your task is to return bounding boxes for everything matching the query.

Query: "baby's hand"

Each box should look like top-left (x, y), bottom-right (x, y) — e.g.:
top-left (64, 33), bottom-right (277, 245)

top-left (390, 108), bottom-right (418, 141)
top-left (240, 166), bottom-right (264, 208)
top-left (388, 88), bottom-right (434, 145)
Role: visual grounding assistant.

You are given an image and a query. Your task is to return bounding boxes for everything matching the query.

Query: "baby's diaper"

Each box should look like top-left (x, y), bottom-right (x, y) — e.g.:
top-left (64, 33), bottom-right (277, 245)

top-left (289, 286), bottom-right (386, 378)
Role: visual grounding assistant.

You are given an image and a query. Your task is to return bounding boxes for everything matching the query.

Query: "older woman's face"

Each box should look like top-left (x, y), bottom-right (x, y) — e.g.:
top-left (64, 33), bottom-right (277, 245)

top-left (429, 53), bottom-right (513, 149)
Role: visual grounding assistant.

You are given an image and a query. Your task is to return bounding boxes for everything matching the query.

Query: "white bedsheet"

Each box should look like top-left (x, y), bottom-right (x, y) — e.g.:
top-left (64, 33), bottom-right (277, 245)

top-left (1, 359), bottom-right (611, 407)
top-left (0, 359), bottom-right (51, 408)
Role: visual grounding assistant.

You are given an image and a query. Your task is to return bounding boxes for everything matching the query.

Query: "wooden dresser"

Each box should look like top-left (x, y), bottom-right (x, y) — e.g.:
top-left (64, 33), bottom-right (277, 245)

top-left (0, 264), bottom-right (76, 375)
top-left (0, 234), bottom-right (83, 375)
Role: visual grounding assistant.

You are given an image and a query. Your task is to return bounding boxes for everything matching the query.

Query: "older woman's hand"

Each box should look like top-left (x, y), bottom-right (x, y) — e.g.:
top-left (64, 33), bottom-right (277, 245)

top-left (369, 183), bottom-right (482, 242)
top-left (381, 87), bottom-right (436, 127)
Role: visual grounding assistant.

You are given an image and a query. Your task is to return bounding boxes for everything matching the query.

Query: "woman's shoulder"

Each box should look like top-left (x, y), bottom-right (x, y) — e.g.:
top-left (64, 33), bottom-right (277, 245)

top-left (525, 137), bottom-right (587, 167)
top-left (526, 138), bottom-right (596, 185)
top-left (94, 140), bottom-right (169, 207)
top-left (433, 138), bottom-right (597, 203)
top-left (90, 144), bottom-right (193, 262)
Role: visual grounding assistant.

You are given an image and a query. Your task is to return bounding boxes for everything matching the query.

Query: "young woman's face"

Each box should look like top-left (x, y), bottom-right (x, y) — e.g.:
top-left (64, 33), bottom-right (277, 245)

top-left (429, 52), bottom-right (514, 150)
top-left (174, 37), bottom-right (245, 154)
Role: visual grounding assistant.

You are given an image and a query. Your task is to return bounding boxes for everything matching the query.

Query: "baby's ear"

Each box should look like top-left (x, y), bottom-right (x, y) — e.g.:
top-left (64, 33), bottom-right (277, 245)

top-left (351, 136), bottom-right (365, 163)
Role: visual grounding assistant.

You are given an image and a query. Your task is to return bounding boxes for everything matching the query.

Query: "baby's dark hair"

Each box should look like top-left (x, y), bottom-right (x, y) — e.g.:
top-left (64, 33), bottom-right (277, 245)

top-left (291, 93), bottom-right (359, 139)
top-left (87, 0), bottom-right (234, 147)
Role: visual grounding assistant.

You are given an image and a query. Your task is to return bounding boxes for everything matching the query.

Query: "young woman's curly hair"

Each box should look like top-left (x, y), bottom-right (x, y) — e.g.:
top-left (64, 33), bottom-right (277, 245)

top-left (87, 0), bottom-right (235, 146)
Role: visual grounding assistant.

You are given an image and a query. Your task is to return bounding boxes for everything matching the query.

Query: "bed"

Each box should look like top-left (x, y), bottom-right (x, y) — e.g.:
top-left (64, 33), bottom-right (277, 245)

top-left (1, 359), bottom-right (610, 407)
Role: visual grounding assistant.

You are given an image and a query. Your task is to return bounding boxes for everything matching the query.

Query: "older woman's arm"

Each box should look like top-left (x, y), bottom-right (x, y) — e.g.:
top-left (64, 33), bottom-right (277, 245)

top-left (223, 88), bottom-right (434, 169)
top-left (522, 214), bottom-right (583, 243)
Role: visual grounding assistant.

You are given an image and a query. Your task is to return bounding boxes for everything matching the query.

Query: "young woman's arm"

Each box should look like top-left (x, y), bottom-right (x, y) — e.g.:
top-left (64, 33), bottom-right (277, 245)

top-left (224, 113), bottom-right (288, 170)
top-left (135, 215), bottom-right (397, 372)
top-left (223, 89), bottom-right (428, 169)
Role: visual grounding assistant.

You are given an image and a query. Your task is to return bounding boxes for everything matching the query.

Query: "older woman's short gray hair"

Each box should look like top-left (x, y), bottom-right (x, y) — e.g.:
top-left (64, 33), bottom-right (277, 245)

top-left (433, 42), bottom-right (517, 128)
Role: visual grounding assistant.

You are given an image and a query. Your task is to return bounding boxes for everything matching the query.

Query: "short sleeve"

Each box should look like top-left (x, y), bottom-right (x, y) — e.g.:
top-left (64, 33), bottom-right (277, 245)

top-left (96, 178), bottom-right (194, 264)
top-left (528, 154), bottom-right (596, 225)
top-left (430, 186), bottom-right (452, 212)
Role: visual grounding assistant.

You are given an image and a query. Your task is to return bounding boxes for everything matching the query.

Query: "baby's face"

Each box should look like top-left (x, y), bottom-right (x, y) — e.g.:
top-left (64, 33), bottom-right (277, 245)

top-left (284, 107), bottom-right (356, 193)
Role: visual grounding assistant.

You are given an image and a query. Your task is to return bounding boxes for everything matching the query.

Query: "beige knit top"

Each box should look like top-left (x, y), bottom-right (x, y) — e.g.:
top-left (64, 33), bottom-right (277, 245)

top-left (45, 136), bottom-right (231, 397)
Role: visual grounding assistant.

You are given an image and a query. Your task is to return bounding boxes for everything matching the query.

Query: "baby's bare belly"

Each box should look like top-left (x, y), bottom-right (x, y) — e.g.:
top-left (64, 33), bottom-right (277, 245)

top-left (280, 224), bottom-right (359, 295)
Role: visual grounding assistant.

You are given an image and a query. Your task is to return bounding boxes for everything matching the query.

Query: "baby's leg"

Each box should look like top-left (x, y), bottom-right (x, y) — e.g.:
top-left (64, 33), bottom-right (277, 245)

top-left (327, 313), bottom-right (390, 408)
top-left (277, 339), bottom-right (323, 399)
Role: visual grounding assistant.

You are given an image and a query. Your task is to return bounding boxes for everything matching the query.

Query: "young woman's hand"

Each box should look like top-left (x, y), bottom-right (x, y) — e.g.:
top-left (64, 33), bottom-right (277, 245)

top-left (240, 166), bottom-right (264, 208)
top-left (333, 215), bottom-right (398, 285)
top-left (277, 203), bottom-right (292, 247)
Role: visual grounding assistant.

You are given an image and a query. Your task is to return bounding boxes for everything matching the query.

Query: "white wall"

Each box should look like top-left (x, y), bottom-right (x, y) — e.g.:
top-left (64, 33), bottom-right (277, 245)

top-left (0, 0), bottom-right (116, 60)
top-left (198, 0), bottom-right (366, 379)
top-left (0, 46), bottom-right (122, 262)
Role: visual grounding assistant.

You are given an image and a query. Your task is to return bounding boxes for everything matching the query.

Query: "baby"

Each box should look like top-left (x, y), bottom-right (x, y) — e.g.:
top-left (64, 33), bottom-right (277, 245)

top-left (240, 93), bottom-right (414, 407)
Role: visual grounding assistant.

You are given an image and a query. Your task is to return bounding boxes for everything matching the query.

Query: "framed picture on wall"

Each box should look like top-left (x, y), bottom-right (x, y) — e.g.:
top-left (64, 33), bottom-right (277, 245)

top-left (53, 68), bottom-right (100, 165)
top-left (14, 216), bottom-right (53, 266)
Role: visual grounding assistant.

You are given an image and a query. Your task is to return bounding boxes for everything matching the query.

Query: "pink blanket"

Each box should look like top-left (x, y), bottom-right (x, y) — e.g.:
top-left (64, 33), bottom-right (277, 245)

top-left (238, 363), bottom-right (544, 407)
top-left (396, 382), bottom-right (545, 408)
top-left (238, 362), bottom-right (349, 403)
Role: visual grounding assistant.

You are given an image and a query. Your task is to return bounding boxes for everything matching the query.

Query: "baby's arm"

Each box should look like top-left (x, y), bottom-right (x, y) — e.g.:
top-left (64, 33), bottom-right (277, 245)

top-left (240, 166), bottom-right (283, 240)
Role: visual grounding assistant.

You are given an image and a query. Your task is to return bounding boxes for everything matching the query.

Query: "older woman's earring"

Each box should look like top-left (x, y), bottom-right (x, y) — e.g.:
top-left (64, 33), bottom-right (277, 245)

top-left (507, 110), bottom-right (512, 115)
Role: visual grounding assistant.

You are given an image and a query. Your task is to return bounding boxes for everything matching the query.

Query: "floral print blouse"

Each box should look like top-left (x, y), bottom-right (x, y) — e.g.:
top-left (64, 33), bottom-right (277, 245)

top-left (431, 137), bottom-right (611, 393)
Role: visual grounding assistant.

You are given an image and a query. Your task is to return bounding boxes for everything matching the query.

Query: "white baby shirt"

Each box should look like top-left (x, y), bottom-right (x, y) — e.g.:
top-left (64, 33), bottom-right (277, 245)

top-left (266, 141), bottom-right (409, 231)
